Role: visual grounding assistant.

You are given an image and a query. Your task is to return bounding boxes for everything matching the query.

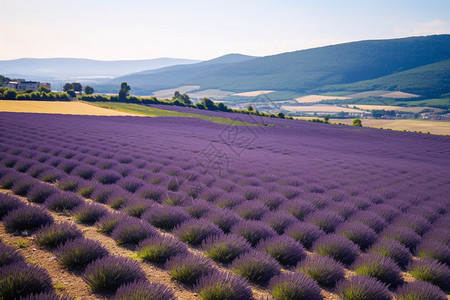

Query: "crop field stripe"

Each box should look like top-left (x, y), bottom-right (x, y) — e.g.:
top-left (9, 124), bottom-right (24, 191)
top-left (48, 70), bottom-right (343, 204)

top-left (84, 101), bottom-right (263, 126)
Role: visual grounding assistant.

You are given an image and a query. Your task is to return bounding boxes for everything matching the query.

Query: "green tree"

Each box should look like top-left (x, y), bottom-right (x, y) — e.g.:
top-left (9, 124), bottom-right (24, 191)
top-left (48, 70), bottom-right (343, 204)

top-left (63, 83), bottom-right (73, 92)
top-left (201, 97), bottom-right (216, 110)
top-left (277, 112), bottom-right (285, 118)
top-left (353, 118), bottom-right (362, 127)
top-left (119, 82), bottom-right (130, 101)
top-left (38, 86), bottom-right (51, 93)
top-left (84, 85), bottom-right (94, 95)
top-left (67, 90), bottom-right (76, 98)
top-left (72, 82), bottom-right (82, 92)
top-left (324, 115), bottom-right (330, 123)
top-left (172, 91), bottom-right (192, 105)
top-left (0, 75), bottom-right (11, 87)
top-left (4, 89), bottom-right (17, 100)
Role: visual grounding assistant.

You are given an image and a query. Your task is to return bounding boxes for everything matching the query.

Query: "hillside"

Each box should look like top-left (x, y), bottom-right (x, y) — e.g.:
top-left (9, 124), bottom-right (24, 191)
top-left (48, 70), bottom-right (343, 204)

top-left (108, 35), bottom-right (450, 97)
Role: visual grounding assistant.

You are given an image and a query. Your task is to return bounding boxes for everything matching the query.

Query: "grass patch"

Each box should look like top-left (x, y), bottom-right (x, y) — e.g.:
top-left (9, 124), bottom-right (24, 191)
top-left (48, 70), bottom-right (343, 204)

top-left (85, 102), bottom-right (263, 126)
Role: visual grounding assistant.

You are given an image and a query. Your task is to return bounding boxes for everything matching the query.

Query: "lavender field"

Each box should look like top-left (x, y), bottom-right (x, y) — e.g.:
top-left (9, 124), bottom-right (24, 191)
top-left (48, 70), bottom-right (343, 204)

top-left (0, 109), bottom-right (449, 300)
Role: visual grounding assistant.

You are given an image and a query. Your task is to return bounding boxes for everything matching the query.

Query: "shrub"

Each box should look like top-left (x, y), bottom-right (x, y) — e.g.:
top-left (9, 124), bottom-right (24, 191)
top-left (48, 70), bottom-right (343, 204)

top-left (3, 205), bottom-right (53, 233)
top-left (328, 201), bottom-right (358, 219)
top-left (186, 200), bottom-right (216, 219)
top-left (44, 192), bottom-right (83, 213)
top-left (117, 177), bottom-right (145, 193)
top-left (0, 193), bottom-right (26, 219)
top-left (0, 242), bottom-right (25, 267)
top-left (106, 191), bottom-right (130, 209)
top-left (96, 213), bottom-right (122, 235)
top-left (91, 185), bottom-right (121, 204)
top-left (165, 253), bottom-right (215, 285)
top-left (27, 184), bottom-right (58, 203)
top-left (195, 271), bottom-right (253, 300)
top-left (407, 258), bottom-right (450, 290)
top-left (76, 181), bottom-right (97, 198)
top-left (122, 198), bottom-right (153, 218)
top-left (111, 217), bottom-right (157, 245)
top-left (231, 251), bottom-right (281, 284)
top-left (12, 177), bottom-right (36, 196)
top-left (55, 237), bottom-right (108, 269)
top-left (381, 226), bottom-right (421, 251)
top-left (423, 228), bottom-right (450, 247)
top-left (214, 193), bottom-right (244, 209)
top-left (259, 193), bottom-right (285, 210)
top-left (335, 275), bottom-right (391, 300)
top-left (368, 239), bottom-right (412, 269)
top-left (95, 170), bottom-right (121, 184)
top-left (230, 220), bottom-right (277, 246)
top-left (114, 280), bottom-right (176, 300)
top-left (14, 160), bottom-right (34, 173)
top-left (335, 222), bottom-right (378, 250)
top-left (161, 191), bottom-right (190, 206)
top-left (392, 213), bottom-right (431, 235)
top-left (352, 253), bottom-right (403, 287)
top-left (312, 234), bottom-right (360, 266)
top-left (34, 222), bottom-right (82, 249)
top-left (56, 176), bottom-right (80, 192)
top-left (304, 210), bottom-right (344, 233)
top-left (348, 210), bottom-right (387, 233)
top-left (296, 254), bottom-right (345, 287)
top-left (415, 240), bottom-right (450, 266)
top-left (137, 185), bottom-right (166, 202)
top-left (58, 161), bottom-right (79, 174)
top-left (173, 219), bottom-right (222, 246)
top-left (268, 272), bottom-right (322, 300)
top-left (0, 263), bottom-right (53, 299)
top-left (0, 171), bottom-right (22, 189)
top-left (83, 256), bottom-right (147, 293)
top-left (261, 211), bottom-right (297, 234)
top-left (18, 291), bottom-right (71, 300)
top-left (142, 205), bottom-right (191, 231)
top-left (284, 222), bottom-right (325, 250)
top-left (26, 164), bottom-right (50, 178)
top-left (280, 199), bottom-right (315, 221)
top-left (137, 235), bottom-right (188, 263)
top-left (395, 280), bottom-right (447, 300)
top-left (367, 204), bottom-right (401, 222)
top-left (39, 169), bottom-right (63, 183)
top-left (202, 234), bottom-right (251, 264)
top-left (72, 203), bottom-right (108, 225)
top-left (206, 209), bottom-right (242, 233)
top-left (257, 236), bottom-right (306, 266)
top-left (233, 201), bottom-right (269, 220)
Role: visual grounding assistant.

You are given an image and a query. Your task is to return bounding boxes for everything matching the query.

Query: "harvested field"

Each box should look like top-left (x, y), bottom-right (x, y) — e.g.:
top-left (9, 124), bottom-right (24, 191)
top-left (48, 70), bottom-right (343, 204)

top-left (151, 86), bottom-right (200, 99)
top-left (352, 105), bottom-right (443, 113)
top-left (294, 95), bottom-right (350, 103)
top-left (232, 90), bottom-right (274, 96)
top-left (282, 104), bottom-right (362, 113)
top-left (0, 101), bottom-right (136, 116)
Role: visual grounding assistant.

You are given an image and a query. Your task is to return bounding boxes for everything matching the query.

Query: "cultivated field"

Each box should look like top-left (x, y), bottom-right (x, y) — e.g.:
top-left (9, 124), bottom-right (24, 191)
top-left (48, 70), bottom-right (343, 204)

top-left (294, 95), bottom-right (350, 103)
top-left (232, 90), bottom-right (274, 97)
top-left (282, 104), bottom-right (363, 113)
top-left (0, 101), bottom-right (135, 116)
top-left (0, 109), bottom-right (449, 300)
top-left (352, 105), bottom-right (443, 113)
top-left (151, 86), bottom-right (200, 99)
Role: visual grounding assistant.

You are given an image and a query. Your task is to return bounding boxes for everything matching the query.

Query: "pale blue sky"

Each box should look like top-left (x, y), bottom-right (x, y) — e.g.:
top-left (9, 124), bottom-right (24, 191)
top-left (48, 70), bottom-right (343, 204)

top-left (1, 0), bottom-right (449, 60)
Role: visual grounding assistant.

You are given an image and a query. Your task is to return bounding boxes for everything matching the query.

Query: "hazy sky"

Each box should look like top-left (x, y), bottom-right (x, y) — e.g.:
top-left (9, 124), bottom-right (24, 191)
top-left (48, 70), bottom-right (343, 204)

top-left (1, 0), bottom-right (449, 61)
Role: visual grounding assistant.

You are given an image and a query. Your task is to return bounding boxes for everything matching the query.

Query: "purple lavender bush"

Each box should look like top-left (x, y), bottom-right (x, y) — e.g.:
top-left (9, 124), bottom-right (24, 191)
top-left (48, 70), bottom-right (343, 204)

top-left (106, 190), bottom-right (131, 210)
top-left (231, 251), bottom-right (281, 284)
top-left (117, 177), bottom-right (145, 193)
top-left (407, 258), bottom-right (450, 290)
top-left (328, 201), bottom-right (358, 219)
top-left (202, 234), bottom-right (252, 264)
top-left (258, 192), bottom-right (285, 211)
top-left (95, 170), bottom-right (122, 184)
top-left (195, 271), bottom-right (253, 300)
top-left (142, 205), bottom-right (191, 231)
top-left (111, 217), bottom-right (157, 245)
top-left (3, 205), bottom-right (53, 233)
top-left (39, 169), bottom-right (64, 183)
top-left (72, 202), bottom-right (108, 225)
top-left (367, 204), bottom-right (401, 222)
top-left (34, 222), bottom-right (82, 249)
top-left (12, 177), bottom-right (37, 196)
top-left (284, 222), bottom-right (325, 250)
top-left (214, 193), bottom-right (244, 209)
top-left (137, 235), bottom-right (188, 263)
top-left (395, 280), bottom-right (447, 300)
top-left (27, 184), bottom-right (59, 204)
top-left (381, 225), bottom-right (421, 251)
top-left (0, 263), bottom-right (53, 299)
top-left (261, 211), bottom-right (297, 234)
top-left (312, 234), bottom-right (360, 266)
top-left (335, 275), bottom-right (391, 300)
top-left (114, 280), bottom-right (176, 300)
top-left (304, 210), bottom-right (344, 233)
top-left (257, 236), bottom-right (306, 267)
top-left (423, 228), bottom-right (450, 247)
top-left (206, 209), bottom-right (242, 233)
top-left (186, 200), bottom-right (216, 219)
top-left (165, 253), bottom-right (215, 285)
top-left (0, 242), bottom-right (25, 267)
top-left (335, 222), bottom-right (378, 250)
top-left (391, 213), bottom-right (431, 235)
top-left (96, 212), bottom-right (122, 235)
top-left (268, 272), bottom-right (322, 300)
top-left (122, 198), bottom-right (153, 218)
top-left (44, 192), bottom-right (84, 213)
top-left (56, 176), bottom-right (81, 192)
top-left (296, 254), bottom-right (345, 287)
top-left (18, 291), bottom-right (71, 300)
top-left (415, 240), bottom-right (450, 266)
top-left (137, 185), bottom-right (166, 202)
top-left (83, 255), bottom-right (147, 293)
top-left (348, 210), bottom-right (388, 233)
top-left (55, 237), bottom-right (109, 269)
top-left (230, 220), bottom-right (277, 246)
top-left (280, 199), bottom-right (315, 221)
top-left (351, 253), bottom-right (403, 287)
top-left (173, 219), bottom-right (222, 246)
top-left (233, 201), bottom-right (269, 220)
top-left (0, 193), bottom-right (25, 219)
top-left (368, 239), bottom-right (412, 269)
top-left (71, 164), bottom-right (97, 180)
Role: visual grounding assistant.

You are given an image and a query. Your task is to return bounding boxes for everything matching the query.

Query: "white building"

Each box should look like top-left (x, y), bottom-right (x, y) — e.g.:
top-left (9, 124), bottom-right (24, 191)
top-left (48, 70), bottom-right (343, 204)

top-left (6, 80), bottom-right (50, 91)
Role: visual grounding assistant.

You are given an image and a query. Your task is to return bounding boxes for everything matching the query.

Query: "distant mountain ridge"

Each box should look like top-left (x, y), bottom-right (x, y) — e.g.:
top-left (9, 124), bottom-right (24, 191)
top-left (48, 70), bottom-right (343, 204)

top-left (109, 35), bottom-right (450, 97)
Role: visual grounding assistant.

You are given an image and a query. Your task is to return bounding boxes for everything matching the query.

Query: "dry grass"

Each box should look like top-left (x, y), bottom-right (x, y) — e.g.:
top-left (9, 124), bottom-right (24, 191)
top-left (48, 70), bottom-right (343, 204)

top-left (380, 91), bottom-right (420, 98)
top-left (352, 105), bottom-right (443, 113)
top-left (294, 95), bottom-right (350, 103)
top-left (0, 101), bottom-right (137, 116)
top-left (232, 90), bottom-right (274, 96)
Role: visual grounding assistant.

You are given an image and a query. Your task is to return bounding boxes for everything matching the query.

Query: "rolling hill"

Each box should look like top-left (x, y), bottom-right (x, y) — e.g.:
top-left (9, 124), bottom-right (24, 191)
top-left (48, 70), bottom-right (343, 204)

top-left (107, 35), bottom-right (450, 98)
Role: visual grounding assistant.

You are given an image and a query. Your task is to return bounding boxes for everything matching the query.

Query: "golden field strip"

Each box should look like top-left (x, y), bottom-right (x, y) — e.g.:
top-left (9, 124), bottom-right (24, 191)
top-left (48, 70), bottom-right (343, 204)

top-left (0, 101), bottom-right (137, 116)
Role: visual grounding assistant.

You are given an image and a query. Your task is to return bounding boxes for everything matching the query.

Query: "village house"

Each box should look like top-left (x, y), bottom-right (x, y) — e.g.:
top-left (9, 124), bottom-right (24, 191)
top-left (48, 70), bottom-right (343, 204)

top-left (6, 79), bottom-right (51, 91)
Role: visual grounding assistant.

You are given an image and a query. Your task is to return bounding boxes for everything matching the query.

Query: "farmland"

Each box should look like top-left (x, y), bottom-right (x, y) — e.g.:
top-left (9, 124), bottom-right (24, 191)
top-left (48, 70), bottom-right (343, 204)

top-left (0, 109), bottom-right (449, 300)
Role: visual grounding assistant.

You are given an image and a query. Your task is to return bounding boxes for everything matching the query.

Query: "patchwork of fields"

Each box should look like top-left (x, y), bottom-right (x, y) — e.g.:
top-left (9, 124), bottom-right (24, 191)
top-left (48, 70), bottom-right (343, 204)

top-left (0, 111), bottom-right (449, 300)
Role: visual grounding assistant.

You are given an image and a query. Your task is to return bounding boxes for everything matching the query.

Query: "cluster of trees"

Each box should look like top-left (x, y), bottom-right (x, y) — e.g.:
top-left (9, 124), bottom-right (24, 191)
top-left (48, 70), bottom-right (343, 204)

top-left (63, 82), bottom-right (94, 97)
top-left (372, 109), bottom-right (396, 119)
top-left (0, 75), bottom-right (11, 87)
top-left (0, 87), bottom-right (71, 100)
